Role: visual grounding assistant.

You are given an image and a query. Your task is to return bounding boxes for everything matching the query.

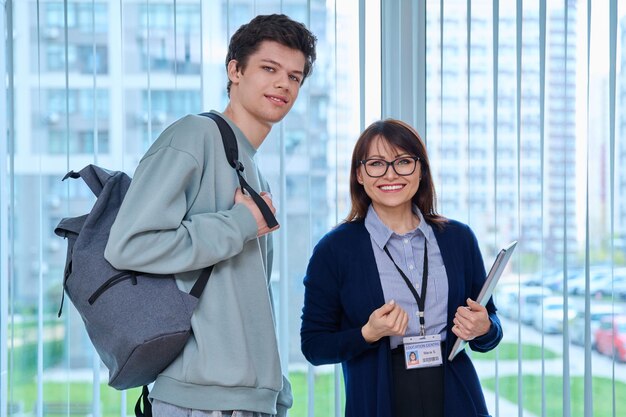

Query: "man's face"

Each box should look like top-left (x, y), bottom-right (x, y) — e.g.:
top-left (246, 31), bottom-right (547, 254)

top-left (228, 40), bottom-right (306, 126)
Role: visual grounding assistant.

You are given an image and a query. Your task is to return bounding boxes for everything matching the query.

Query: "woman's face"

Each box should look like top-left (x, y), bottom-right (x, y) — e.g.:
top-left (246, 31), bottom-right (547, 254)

top-left (356, 136), bottom-right (421, 215)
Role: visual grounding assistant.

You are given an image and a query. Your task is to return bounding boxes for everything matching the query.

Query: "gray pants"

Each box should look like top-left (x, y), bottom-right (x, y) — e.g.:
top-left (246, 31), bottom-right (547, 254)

top-left (152, 399), bottom-right (275, 417)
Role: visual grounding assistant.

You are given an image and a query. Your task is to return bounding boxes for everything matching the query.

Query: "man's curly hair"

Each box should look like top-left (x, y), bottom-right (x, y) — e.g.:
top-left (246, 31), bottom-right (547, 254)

top-left (225, 14), bottom-right (317, 96)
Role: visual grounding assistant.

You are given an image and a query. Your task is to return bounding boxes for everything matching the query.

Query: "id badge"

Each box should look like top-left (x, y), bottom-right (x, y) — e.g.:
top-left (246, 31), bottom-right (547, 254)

top-left (402, 334), bottom-right (443, 369)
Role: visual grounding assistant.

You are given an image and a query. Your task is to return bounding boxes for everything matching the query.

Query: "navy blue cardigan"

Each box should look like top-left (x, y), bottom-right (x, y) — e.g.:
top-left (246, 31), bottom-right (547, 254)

top-left (300, 219), bottom-right (503, 417)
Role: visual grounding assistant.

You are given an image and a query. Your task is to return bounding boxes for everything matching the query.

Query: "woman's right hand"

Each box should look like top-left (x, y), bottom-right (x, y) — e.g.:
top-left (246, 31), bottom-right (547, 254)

top-left (361, 300), bottom-right (409, 343)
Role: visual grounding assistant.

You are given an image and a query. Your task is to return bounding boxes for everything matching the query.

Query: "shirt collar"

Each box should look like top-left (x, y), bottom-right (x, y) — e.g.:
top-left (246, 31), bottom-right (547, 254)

top-left (364, 205), bottom-right (431, 251)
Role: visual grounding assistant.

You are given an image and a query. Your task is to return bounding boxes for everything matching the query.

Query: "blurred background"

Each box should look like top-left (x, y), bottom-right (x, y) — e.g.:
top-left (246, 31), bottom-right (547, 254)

top-left (1, 0), bottom-right (626, 416)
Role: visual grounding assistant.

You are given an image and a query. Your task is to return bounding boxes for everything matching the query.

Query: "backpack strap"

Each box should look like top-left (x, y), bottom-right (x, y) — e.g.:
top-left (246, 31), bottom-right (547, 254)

top-left (189, 265), bottom-right (214, 299)
top-left (199, 112), bottom-right (279, 229)
top-left (134, 385), bottom-right (152, 417)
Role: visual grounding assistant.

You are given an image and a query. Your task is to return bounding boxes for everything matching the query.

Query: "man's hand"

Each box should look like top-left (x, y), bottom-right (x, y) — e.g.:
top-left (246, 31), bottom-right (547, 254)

top-left (235, 188), bottom-right (279, 237)
top-left (361, 300), bottom-right (409, 343)
top-left (452, 298), bottom-right (491, 341)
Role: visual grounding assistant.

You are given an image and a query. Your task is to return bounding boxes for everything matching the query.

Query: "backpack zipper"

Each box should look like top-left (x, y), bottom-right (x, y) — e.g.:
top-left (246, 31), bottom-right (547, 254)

top-left (88, 272), bottom-right (138, 304)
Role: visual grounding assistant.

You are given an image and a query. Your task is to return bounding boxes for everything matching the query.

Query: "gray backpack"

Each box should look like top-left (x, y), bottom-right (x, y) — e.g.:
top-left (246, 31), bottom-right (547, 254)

top-left (54, 113), bottom-right (277, 394)
top-left (55, 164), bottom-right (212, 391)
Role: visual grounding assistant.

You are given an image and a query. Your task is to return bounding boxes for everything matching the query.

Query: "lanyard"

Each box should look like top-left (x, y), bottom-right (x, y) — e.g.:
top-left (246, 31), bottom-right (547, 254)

top-left (383, 241), bottom-right (428, 336)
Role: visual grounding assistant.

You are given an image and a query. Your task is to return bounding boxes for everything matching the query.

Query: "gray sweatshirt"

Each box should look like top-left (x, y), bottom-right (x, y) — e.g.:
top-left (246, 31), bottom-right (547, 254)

top-left (104, 111), bottom-right (291, 415)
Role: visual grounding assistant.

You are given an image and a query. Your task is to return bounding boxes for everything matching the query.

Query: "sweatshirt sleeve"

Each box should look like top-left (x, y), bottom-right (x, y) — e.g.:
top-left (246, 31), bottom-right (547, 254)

top-left (104, 141), bottom-right (258, 275)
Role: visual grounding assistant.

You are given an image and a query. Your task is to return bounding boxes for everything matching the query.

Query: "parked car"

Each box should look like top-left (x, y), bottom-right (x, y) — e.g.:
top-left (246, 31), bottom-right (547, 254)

top-left (532, 296), bottom-right (577, 334)
top-left (522, 269), bottom-right (561, 287)
top-left (495, 285), bottom-right (553, 323)
top-left (567, 267), bottom-right (626, 297)
top-left (596, 274), bottom-right (626, 298)
top-left (616, 281), bottom-right (626, 301)
top-left (569, 304), bottom-right (623, 347)
top-left (519, 288), bottom-right (555, 325)
top-left (493, 284), bottom-right (519, 319)
top-left (544, 268), bottom-right (583, 293)
top-left (594, 314), bottom-right (626, 362)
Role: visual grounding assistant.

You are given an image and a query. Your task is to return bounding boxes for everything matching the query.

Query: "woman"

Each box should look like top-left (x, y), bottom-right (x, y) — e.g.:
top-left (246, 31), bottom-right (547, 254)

top-left (300, 119), bottom-right (502, 417)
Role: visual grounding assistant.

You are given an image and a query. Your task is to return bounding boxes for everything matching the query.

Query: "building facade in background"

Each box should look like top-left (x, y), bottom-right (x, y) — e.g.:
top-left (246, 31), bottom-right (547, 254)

top-left (424, 0), bottom-right (578, 272)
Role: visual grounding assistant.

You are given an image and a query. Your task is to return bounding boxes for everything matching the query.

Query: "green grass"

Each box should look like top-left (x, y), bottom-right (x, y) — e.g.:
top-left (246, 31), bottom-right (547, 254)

top-left (7, 372), bottom-right (336, 417)
top-left (472, 341), bottom-right (559, 360)
top-left (9, 381), bottom-right (143, 416)
top-left (482, 375), bottom-right (626, 416)
top-left (290, 371), bottom-right (341, 416)
top-left (8, 367), bottom-right (626, 417)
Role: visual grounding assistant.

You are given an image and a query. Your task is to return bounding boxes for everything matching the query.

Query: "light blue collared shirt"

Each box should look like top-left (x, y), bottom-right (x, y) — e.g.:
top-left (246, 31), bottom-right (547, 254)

top-left (364, 205), bottom-right (449, 349)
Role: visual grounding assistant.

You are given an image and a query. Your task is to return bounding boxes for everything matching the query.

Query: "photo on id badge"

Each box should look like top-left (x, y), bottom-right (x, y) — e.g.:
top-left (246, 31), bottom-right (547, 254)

top-left (403, 335), bottom-right (443, 369)
top-left (406, 351), bottom-right (419, 366)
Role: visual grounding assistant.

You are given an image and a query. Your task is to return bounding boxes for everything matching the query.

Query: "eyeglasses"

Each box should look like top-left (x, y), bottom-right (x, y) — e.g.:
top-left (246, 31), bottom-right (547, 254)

top-left (359, 156), bottom-right (421, 178)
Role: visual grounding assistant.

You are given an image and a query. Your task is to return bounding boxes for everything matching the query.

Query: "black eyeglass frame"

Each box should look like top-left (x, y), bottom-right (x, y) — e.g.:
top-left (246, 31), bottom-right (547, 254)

top-left (359, 156), bottom-right (421, 178)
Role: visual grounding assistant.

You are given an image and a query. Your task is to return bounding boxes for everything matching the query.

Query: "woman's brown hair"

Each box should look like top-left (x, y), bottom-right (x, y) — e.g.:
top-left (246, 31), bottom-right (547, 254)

top-left (344, 119), bottom-right (446, 227)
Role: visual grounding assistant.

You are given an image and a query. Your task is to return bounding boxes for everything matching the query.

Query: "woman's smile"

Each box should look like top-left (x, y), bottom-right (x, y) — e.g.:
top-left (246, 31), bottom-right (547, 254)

top-left (378, 184), bottom-right (406, 192)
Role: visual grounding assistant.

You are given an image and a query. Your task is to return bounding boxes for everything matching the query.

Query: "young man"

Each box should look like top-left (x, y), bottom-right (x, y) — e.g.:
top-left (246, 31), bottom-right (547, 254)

top-left (104, 14), bottom-right (317, 417)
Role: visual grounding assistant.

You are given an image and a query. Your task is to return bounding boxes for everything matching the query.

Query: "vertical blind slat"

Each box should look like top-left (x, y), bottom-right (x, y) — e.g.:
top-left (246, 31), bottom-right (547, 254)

top-left (562, 2), bottom-right (572, 414)
top-left (0, 0), bottom-right (12, 415)
top-left (35, 0), bottom-right (44, 416)
top-left (417, 1), bottom-right (426, 139)
top-left (609, 0), bottom-right (618, 415)
top-left (515, 2), bottom-right (522, 414)
top-left (145, 0), bottom-right (151, 145)
top-left (92, 0), bottom-right (99, 163)
top-left (173, 0), bottom-right (178, 89)
top-left (358, 0), bottom-right (364, 132)
top-left (62, 0), bottom-right (72, 411)
top-left (467, 0), bottom-right (471, 223)
top-left (63, 0), bottom-right (70, 167)
top-left (439, 0), bottom-right (443, 179)
top-left (583, 1), bottom-right (593, 416)
top-left (119, 0), bottom-right (126, 172)
top-left (538, 0), bottom-right (547, 415)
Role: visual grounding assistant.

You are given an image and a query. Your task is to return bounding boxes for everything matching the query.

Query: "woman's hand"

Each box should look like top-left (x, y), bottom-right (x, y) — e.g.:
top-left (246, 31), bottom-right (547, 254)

top-left (452, 298), bottom-right (492, 341)
top-left (361, 300), bottom-right (409, 343)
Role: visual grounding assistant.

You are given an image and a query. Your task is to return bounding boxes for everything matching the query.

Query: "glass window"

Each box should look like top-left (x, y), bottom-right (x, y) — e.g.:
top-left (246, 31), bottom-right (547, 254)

top-left (8, 1), bottom-right (626, 417)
